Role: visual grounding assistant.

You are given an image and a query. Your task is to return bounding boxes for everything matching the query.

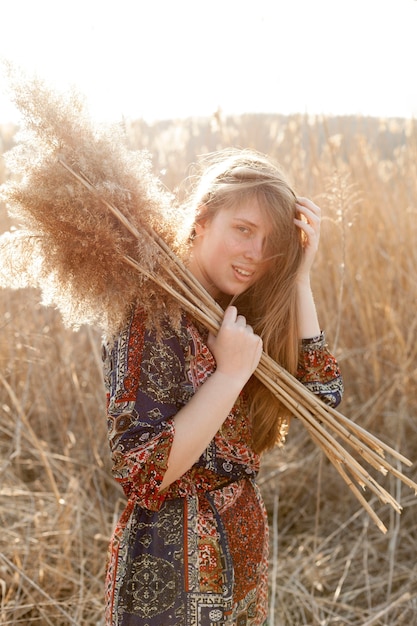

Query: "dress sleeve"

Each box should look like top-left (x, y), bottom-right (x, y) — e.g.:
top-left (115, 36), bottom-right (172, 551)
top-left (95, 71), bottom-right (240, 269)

top-left (296, 331), bottom-right (344, 408)
top-left (102, 307), bottom-right (193, 511)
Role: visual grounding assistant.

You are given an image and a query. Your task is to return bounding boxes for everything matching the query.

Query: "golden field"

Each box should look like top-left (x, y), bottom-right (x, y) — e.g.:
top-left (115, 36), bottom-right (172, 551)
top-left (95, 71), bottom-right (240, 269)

top-left (0, 112), bottom-right (416, 625)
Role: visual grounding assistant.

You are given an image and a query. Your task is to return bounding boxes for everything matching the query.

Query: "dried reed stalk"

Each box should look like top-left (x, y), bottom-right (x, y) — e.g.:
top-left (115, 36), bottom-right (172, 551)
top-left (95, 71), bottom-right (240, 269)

top-left (1, 74), bottom-right (416, 533)
top-left (58, 158), bottom-right (417, 534)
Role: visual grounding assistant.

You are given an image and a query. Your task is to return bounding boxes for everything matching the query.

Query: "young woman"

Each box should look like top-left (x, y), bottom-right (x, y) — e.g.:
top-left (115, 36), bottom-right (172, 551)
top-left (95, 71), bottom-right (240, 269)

top-left (103, 149), bottom-right (343, 626)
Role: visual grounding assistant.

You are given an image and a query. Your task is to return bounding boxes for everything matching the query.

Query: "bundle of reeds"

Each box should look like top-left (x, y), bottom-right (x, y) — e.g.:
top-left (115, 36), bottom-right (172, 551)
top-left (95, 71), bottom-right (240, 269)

top-left (0, 69), bottom-right (191, 331)
top-left (1, 73), bottom-right (416, 533)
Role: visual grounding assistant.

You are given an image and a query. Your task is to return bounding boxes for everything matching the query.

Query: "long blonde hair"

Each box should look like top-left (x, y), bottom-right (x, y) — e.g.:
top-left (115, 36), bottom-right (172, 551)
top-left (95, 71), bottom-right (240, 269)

top-left (186, 149), bottom-right (304, 453)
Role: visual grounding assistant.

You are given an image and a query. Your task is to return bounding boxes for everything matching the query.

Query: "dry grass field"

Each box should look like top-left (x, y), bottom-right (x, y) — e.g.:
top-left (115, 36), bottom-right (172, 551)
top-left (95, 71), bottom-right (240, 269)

top-left (1, 112), bottom-right (416, 625)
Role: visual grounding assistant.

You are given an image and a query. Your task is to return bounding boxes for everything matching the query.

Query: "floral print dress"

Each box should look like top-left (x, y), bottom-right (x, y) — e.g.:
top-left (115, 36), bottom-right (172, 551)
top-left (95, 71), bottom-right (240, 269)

top-left (102, 306), bottom-right (343, 626)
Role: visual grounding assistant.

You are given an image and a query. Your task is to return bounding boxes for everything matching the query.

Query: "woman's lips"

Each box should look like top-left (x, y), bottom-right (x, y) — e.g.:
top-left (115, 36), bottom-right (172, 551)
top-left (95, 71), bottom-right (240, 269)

top-left (232, 265), bottom-right (254, 281)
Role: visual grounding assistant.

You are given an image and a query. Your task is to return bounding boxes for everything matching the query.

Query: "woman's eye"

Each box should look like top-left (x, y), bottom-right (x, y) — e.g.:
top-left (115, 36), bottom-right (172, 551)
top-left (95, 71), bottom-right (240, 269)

top-left (237, 226), bottom-right (250, 235)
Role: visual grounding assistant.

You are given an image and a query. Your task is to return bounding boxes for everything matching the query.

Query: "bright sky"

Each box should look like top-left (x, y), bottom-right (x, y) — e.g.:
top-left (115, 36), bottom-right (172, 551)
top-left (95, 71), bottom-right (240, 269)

top-left (0, 0), bottom-right (416, 124)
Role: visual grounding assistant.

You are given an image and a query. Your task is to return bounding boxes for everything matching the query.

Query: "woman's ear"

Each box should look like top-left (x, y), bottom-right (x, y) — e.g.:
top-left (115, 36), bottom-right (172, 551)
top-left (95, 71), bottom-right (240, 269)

top-left (194, 220), bottom-right (205, 236)
top-left (194, 208), bottom-right (209, 237)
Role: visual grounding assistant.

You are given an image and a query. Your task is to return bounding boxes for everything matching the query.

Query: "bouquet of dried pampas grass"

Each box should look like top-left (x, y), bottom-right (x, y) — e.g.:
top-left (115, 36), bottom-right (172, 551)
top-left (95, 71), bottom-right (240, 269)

top-left (1, 71), bottom-right (416, 534)
top-left (0, 71), bottom-right (195, 332)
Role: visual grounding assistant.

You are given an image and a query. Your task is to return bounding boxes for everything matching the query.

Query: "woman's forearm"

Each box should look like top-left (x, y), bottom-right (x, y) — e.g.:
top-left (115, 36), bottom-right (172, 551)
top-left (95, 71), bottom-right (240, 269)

top-left (159, 370), bottom-right (244, 490)
top-left (296, 278), bottom-right (321, 339)
top-left (160, 306), bottom-right (263, 490)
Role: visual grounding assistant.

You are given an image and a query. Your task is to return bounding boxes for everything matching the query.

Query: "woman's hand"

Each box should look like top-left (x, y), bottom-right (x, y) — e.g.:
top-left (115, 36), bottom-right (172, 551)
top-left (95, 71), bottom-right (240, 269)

top-left (294, 197), bottom-right (321, 283)
top-left (207, 306), bottom-right (262, 385)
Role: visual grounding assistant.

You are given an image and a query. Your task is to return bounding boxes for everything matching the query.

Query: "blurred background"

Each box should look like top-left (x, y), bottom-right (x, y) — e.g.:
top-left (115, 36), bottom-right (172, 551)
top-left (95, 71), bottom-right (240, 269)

top-left (1, 0), bottom-right (416, 123)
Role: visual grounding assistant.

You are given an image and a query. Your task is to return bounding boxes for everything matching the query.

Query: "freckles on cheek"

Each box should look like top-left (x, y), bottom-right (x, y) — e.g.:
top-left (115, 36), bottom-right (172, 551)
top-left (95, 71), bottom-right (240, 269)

top-left (220, 237), bottom-right (236, 256)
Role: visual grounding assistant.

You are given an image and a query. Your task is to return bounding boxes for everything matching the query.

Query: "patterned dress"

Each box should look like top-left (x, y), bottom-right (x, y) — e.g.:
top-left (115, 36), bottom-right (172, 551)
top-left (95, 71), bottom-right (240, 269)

top-left (102, 306), bottom-right (343, 626)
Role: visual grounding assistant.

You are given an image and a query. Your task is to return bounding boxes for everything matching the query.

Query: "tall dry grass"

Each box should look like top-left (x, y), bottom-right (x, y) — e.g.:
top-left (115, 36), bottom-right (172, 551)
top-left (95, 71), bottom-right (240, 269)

top-left (1, 113), bottom-right (416, 625)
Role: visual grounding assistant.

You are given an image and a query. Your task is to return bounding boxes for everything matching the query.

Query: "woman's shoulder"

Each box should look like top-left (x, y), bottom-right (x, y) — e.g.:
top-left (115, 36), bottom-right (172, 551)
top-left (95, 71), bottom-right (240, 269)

top-left (104, 303), bottom-right (212, 363)
top-left (128, 304), bottom-right (196, 348)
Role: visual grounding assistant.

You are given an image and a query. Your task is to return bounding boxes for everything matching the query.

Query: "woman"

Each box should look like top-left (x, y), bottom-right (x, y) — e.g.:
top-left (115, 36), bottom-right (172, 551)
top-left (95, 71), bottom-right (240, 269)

top-left (103, 149), bottom-right (343, 626)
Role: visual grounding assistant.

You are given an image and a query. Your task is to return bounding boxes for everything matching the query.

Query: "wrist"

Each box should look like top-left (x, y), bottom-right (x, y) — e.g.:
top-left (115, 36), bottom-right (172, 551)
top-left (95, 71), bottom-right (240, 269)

top-left (296, 274), bottom-right (312, 289)
top-left (211, 368), bottom-right (249, 393)
top-left (300, 331), bottom-right (325, 350)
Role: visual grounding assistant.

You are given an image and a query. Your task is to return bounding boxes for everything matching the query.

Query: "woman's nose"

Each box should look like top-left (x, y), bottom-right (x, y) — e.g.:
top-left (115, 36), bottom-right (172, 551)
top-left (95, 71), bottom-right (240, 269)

top-left (244, 236), bottom-right (264, 261)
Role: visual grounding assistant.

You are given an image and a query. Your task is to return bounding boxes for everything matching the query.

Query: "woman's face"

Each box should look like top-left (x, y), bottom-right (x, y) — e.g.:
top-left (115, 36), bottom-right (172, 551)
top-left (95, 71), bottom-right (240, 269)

top-left (189, 197), bottom-right (273, 298)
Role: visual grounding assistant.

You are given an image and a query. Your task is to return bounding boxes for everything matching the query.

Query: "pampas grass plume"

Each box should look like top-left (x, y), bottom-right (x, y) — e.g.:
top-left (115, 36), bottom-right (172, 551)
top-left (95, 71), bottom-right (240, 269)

top-left (0, 71), bottom-right (192, 332)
